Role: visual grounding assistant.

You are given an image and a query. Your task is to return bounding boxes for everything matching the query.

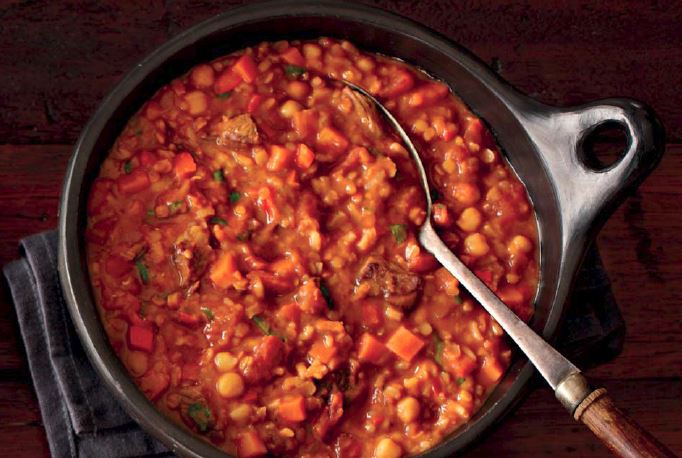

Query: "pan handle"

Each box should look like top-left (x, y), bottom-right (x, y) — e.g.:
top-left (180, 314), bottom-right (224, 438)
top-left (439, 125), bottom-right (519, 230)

top-left (516, 97), bottom-right (665, 244)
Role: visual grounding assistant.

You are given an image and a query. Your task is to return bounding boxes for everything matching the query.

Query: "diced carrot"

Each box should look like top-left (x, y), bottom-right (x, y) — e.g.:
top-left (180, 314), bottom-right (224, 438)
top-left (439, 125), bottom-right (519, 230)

top-left (498, 285), bottom-right (525, 308)
top-left (139, 371), bottom-right (169, 400)
top-left (407, 249), bottom-right (439, 273)
top-left (257, 186), bottom-right (278, 224)
top-left (267, 145), bottom-right (292, 172)
top-left (296, 143), bottom-right (315, 169)
top-left (277, 303), bottom-right (300, 325)
top-left (360, 301), bottom-right (383, 328)
top-left (176, 311), bottom-right (201, 328)
top-left (247, 94), bottom-right (264, 113)
top-left (278, 395), bottom-right (307, 422)
top-left (380, 68), bottom-right (414, 97)
top-left (308, 339), bottom-right (337, 364)
top-left (128, 325), bottom-right (154, 353)
top-left (138, 150), bottom-right (157, 167)
top-left (233, 54), bottom-right (258, 83)
top-left (478, 356), bottom-right (504, 385)
top-left (385, 326), bottom-right (425, 362)
top-left (105, 255), bottom-right (131, 278)
top-left (317, 126), bottom-right (349, 153)
top-left (475, 269), bottom-right (494, 287)
top-left (292, 109), bottom-right (318, 139)
top-left (463, 118), bottom-right (483, 145)
top-left (441, 344), bottom-right (477, 377)
top-left (214, 69), bottom-right (242, 94)
top-left (280, 47), bottom-right (305, 66)
top-left (117, 170), bottom-right (150, 195)
top-left (407, 82), bottom-right (448, 107)
top-left (237, 430), bottom-right (268, 458)
top-left (174, 151), bottom-right (197, 178)
top-left (145, 101), bottom-right (164, 120)
top-left (209, 252), bottom-right (240, 289)
top-left (357, 333), bottom-right (388, 365)
top-left (434, 267), bottom-right (460, 296)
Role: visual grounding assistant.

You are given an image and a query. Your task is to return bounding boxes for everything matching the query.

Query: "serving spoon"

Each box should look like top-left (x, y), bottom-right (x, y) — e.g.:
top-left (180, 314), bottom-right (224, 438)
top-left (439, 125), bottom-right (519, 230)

top-left (342, 81), bottom-right (675, 458)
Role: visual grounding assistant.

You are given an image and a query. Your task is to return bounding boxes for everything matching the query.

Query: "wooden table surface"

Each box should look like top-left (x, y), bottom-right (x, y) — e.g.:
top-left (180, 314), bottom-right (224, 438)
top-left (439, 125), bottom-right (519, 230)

top-left (1, 1), bottom-right (680, 456)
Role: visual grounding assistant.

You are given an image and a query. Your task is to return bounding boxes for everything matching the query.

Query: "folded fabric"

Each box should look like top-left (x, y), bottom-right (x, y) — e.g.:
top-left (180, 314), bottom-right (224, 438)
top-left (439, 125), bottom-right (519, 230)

top-left (2, 230), bottom-right (624, 458)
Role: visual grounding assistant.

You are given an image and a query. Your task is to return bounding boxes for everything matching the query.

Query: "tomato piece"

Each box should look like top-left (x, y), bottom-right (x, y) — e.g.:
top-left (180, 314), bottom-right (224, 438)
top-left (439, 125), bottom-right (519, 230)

top-left (138, 150), bottom-right (157, 167)
top-left (104, 255), bottom-right (131, 278)
top-left (407, 250), bottom-right (439, 273)
top-left (247, 94), bottom-right (264, 113)
top-left (87, 178), bottom-right (114, 216)
top-left (475, 269), bottom-right (494, 287)
top-left (280, 47), bottom-right (305, 66)
top-left (174, 151), bottom-right (197, 178)
top-left (128, 325), bottom-right (154, 353)
top-left (380, 68), bottom-right (414, 97)
top-left (181, 363), bottom-right (201, 381)
top-left (117, 170), bottom-right (150, 195)
top-left (463, 118), bottom-right (483, 145)
top-left (214, 69), bottom-right (242, 94)
top-left (233, 54), bottom-right (258, 83)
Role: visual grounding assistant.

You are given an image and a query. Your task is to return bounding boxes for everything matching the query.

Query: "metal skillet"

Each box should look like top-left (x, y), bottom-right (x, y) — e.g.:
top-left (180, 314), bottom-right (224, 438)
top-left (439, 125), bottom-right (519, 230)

top-left (341, 81), bottom-right (675, 458)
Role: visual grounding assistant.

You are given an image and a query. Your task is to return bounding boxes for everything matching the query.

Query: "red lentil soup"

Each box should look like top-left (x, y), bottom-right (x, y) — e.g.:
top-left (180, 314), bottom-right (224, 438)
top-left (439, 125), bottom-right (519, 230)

top-left (86, 37), bottom-right (538, 458)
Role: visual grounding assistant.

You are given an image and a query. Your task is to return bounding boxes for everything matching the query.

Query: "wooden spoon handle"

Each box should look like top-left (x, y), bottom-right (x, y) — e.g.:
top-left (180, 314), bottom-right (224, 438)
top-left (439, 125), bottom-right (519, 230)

top-left (574, 388), bottom-right (677, 457)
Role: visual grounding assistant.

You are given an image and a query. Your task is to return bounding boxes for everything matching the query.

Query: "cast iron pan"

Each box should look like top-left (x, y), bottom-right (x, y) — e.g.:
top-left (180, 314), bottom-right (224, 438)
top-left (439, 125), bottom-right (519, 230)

top-left (58, 1), bottom-right (665, 457)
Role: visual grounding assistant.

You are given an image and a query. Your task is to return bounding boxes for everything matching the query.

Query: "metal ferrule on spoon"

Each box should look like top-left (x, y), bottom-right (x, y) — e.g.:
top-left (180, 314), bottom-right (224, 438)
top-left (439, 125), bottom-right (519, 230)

top-left (342, 81), bottom-right (676, 458)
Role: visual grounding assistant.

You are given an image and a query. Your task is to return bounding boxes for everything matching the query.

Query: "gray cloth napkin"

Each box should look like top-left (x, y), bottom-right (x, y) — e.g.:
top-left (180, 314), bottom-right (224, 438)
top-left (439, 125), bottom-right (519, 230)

top-left (2, 230), bottom-right (624, 458)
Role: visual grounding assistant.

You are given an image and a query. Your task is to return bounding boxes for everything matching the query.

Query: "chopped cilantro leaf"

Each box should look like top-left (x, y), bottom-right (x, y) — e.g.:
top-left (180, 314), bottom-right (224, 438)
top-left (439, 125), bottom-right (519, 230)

top-left (319, 280), bottom-right (334, 310)
top-left (389, 224), bottom-right (407, 243)
top-left (229, 191), bottom-right (241, 203)
top-left (213, 169), bottom-right (224, 182)
top-left (135, 260), bottom-right (149, 284)
top-left (187, 402), bottom-right (212, 433)
top-left (201, 307), bottom-right (215, 321)
top-left (285, 65), bottom-right (306, 78)
top-left (236, 231), bottom-right (250, 241)
top-left (216, 91), bottom-right (232, 99)
top-left (433, 334), bottom-right (444, 366)
top-left (456, 377), bottom-right (466, 385)
top-left (454, 295), bottom-right (463, 305)
top-left (209, 216), bottom-right (227, 226)
top-left (146, 209), bottom-right (155, 217)
top-left (168, 200), bottom-right (183, 212)
top-left (134, 128), bottom-right (142, 137)
top-left (123, 160), bottom-right (132, 174)
top-left (251, 315), bottom-right (272, 335)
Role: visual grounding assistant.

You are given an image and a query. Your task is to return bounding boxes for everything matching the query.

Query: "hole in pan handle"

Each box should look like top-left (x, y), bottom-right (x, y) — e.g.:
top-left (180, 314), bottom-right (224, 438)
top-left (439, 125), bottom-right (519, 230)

top-left (518, 97), bottom-right (665, 247)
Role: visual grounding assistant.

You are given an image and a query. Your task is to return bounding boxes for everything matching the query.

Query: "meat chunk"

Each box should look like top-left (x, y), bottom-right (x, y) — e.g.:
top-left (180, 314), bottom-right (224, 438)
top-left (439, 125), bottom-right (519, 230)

top-left (172, 223), bottom-right (211, 288)
top-left (217, 113), bottom-right (259, 145)
top-left (355, 256), bottom-right (422, 309)
top-left (342, 87), bottom-right (381, 138)
top-left (241, 335), bottom-right (284, 383)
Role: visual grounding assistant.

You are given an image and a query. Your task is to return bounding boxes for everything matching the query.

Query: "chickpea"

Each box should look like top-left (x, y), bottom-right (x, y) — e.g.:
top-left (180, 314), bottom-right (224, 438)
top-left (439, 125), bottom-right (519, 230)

top-left (280, 99), bottom-right (303, 119)
top-left (396, 396), bottom-right (420, 424)
top-left (214, 351), bottom-right (238, 372)
top-left (374, 437), bottom-right (402, 458)
top-left (302, 43), bottom-right (322, 59)
top-left (184, 91), bottom-right (208, 115)
top-left (508, 235), bottom-right (533, 255)
top-left (356, 57), bottom-right (375, 72)
top-left (464, 233), bottom-right (490, 257)
top-left (127, 351), bottom-right (149, 377)
top-left (229, 403), bottom-right (252, 423)
top-left (190, 64), bottom-right (215, 88)
top-left (287, 80), bottom-right (310, 100)
top-left (453, 182), bottom-right (481, 206)
top-left (457, 207), bottom-right (482, 232)
top-left (216, 372), bottom-right (244, 398)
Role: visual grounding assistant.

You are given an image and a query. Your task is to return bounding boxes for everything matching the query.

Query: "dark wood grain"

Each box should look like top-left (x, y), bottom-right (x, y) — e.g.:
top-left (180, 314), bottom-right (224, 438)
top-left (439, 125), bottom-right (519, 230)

top-left (0, 1), bottom-right (680, 457)
top-left (575, 389), bottom-right (676, 457)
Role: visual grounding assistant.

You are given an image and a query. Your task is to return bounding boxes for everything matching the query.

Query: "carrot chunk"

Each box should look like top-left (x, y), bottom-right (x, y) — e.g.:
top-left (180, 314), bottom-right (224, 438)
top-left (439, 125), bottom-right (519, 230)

top-left (308, 339), bottom-right (337, 364)
top-left (117, 170), bottom-right (150, 195)
top-left (247, 94), bottom-right (264, 113)
top-left (233, 54), bottom-right (258, 83)
top-left (317, 126), bottom-right (349, 153)
top-left (278, 395), bottom-right (307, 422)
top-left (174, 151), bottom-right (197, 178)
top-left (128, 325), bottom-right (154, 353)
top-left (292, 109), bottom-right (318, 139)
top-left (209, 252), bottom-right (240, 289)
top-left (267, 145), bottom-right (292, 172)
top-left (280, 47), bottom-right (305, 66)
top-left (214, 69), bottom-right (242, 94)
top-left (105, 255), bottom-right (131, 278)
top-left (357, 333), bottom-right (388, 365)
top-left (386, 326), bottom-right (425, 362)
top-left (478, 356), bottom-right (504, 385)
top-left (296, 143), bottom-right (315, 169)
top-left (441, 344), bottom-right (477, 377)
top-left (237, 430), bottom-right (267, 458)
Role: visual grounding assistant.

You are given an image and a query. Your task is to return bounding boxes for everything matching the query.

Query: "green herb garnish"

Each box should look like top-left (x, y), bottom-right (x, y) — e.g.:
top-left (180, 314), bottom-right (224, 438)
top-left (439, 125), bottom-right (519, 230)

top-left (319, 280), bottom-right (334, 310)
top-left (135, 260), bottom-right (149, 284)
top-left (285, 65), bottom-right (306, 78)
top-left (146, 209), bottom-right (155, 217)
top-left (251, 315), bottom-right (272, 335)
top-left (168, 200), bottom-right (184, 212)
top-left (134, 128), bottom-right (142, 137)
top-left (201, 307), bottom-right (215, 321)
top-left (209, 216), bottom-right (227, 226)
top-left (368, 147), bottom-right (381, 156)
top-left (236, 231), bottom-right (250, 242)
top-left (389, 224), bottom-right (407, 243)
top-left (454, 295), bottom-right (463, 305)
top-left (456, 377), bottom-right (466, 385)
top-left (433, 334), bottom-right (444, 366)
top-left (213, 169), bottom-right (224, 182)
top-left (216, 91), bottom-right (232, 99)
top-left (187, 402), bottom-right (213, 433)
top-left (430, 188), bottom-right (440, 202)
top-left (229, 191), bottom-right (241, 203)
top-left (123, 160), bottom-right (133, 174)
